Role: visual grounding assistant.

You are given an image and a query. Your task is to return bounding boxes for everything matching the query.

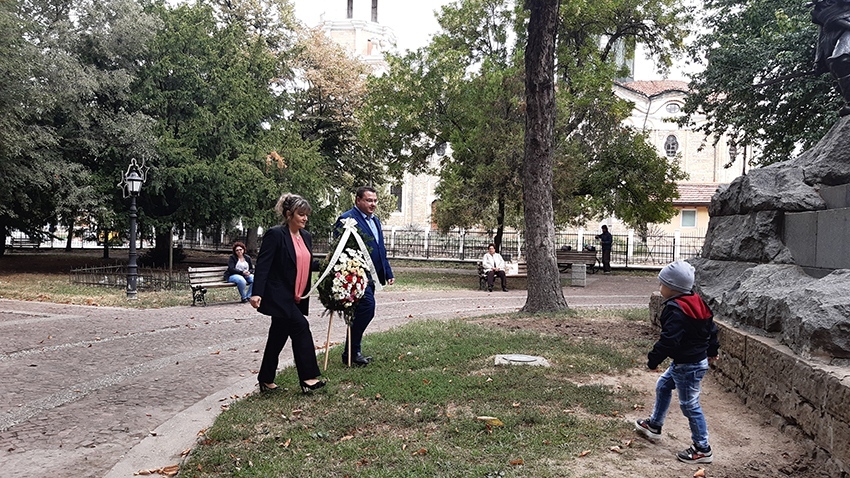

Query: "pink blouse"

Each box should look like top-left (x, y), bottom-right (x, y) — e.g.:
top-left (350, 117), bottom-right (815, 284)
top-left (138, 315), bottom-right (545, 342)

top-left (292, 232), bottom-right (311, 303)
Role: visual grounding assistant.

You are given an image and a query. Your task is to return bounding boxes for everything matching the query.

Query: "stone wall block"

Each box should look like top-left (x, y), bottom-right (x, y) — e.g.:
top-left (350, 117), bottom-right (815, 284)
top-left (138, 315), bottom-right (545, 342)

top-left (784, 211), bottom-right (818, 267)
top-left (819, 184), bottom-right (850, 209)
top-left (825, 375), bottom-right (850, 424)
top-left (825, 415), bottom-right (850, 466)
top-left (714, 323), bottom-right (850, 475)
top-left (743, 336), bottom-right (797, 407)
top-left (713, 354), bottom-right (746, 389)
top-left (701, 211), bottom-right (792, 263)
top-left (793, 399), bottom-right (819, 437)
top-left (716, 322), bottom-right (746, 362)
top-left (791, 362), bottom-right (829, 409)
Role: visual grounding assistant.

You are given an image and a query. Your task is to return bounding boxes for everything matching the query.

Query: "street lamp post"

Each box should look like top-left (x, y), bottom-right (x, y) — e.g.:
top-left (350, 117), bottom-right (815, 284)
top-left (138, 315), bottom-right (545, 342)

top-left (121, 160), bottom-right (146, 300)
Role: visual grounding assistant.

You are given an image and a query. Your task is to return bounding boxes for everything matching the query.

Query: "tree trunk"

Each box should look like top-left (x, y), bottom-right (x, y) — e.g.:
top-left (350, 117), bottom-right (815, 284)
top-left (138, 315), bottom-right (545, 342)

top-left (64, 218), bottom-right (74, 252)
top-left (245, 226), bottom-right (259, 255)
top-left (0, 220), bottom-right (7, 257)
top-left (102, 235), bottom-right (110, 259)
top-left (521, 0), bottom-right (568, 313)
top-left (494, 193), bottom-right (506, 252)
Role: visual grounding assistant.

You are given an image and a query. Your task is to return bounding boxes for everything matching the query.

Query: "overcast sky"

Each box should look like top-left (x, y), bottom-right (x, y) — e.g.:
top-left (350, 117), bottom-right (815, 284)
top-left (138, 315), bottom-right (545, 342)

top-left (292, 0), bottom-right (455, 53)
top-left (291, 0), bottom-right (696, 81)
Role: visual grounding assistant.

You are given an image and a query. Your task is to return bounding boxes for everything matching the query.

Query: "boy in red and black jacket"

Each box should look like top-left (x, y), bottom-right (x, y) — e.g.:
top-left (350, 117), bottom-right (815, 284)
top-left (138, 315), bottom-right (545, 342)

top-left (635, 261), bottom-right (719, 465)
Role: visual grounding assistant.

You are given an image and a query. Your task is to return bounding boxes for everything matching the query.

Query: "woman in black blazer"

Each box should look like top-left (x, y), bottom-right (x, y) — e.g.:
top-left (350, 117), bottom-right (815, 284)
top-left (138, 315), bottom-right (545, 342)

top-left (249, 194), bottom-right (325, 394)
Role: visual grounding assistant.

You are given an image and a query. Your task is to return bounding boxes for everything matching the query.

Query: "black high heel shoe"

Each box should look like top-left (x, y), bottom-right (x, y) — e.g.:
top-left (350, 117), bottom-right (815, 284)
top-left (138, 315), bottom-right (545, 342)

top-left (300, 379), bottom-right (326, 394)
top-left (258, 382), bottom-right (279, 393)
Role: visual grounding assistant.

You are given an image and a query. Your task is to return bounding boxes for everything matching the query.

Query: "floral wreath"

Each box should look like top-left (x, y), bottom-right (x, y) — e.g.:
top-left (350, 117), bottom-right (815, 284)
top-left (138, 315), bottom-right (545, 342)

top-left (306, 218), bottom-right (380, 325)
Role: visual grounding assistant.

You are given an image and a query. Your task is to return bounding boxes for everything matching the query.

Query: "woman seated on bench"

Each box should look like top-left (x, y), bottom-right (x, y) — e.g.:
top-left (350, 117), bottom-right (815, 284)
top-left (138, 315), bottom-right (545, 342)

top-left (225, 241), bottom-right (254, 303)
top-left (482, 243), bottom-right (508, 292)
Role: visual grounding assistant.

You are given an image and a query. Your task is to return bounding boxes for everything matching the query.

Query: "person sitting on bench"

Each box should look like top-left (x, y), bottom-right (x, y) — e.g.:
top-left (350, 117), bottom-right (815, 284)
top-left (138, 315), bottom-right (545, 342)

top-left (482, 243), bottom-right (508, 292)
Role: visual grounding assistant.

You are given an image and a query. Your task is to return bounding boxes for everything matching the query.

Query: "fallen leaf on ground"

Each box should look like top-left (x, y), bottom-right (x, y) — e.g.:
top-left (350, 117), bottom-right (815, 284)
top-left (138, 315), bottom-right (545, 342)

top-left (609, 445), bottom-right (623, 454)
top-left (578, 450), bottom-right (591, 457)
top-left (510, 458), bottom-right (524, 465)
top-left (476, 416), bottom-right (504, 426)
top-left (693, 467), bottom-right (705, 477)
top-left (411, 448), bottom-right (427, 456)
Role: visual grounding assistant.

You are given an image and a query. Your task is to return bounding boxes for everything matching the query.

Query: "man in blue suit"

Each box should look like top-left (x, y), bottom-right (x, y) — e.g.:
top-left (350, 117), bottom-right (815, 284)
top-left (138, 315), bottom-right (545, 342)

top-left (334, 186), bottom-right (395, 366)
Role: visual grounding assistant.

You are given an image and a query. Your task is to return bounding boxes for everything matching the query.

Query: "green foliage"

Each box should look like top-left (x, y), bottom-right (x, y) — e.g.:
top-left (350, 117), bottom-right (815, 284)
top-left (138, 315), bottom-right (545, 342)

top-left (131, 1), bottom-right (351, 240)
top-left (682, 0), bottom-right (839, 166)
top-left (0, 0), bottom-right (159, 253)
top-left (361, 0), bottom-right (689, 236)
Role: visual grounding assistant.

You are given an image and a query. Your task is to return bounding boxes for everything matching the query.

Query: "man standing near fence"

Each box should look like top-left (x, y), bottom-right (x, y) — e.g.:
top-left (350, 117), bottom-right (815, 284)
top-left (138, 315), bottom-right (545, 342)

top-left (334, 186), bottom-right (395, 366)
top-left (596, 225), bottom-right (613, 273)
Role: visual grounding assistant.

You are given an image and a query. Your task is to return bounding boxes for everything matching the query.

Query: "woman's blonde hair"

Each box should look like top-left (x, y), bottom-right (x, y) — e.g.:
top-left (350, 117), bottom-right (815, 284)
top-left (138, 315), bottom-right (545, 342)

top-left (275, 193), bottom-right (312, 223)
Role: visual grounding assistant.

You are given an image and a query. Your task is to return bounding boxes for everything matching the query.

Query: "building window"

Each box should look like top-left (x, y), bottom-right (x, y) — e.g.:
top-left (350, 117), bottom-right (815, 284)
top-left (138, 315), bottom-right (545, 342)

top-left (372, 0), bottom-right (378, 22)
top-left (681, 209), bottom-right (697, 228)
top-left (347, 0), bottom-right (353, 19)
top-left (391, 184), bottom-right (402, 212)
top-left (664, 135), bottom-right (679, 157)
top-left (665, 103), bottom-right (681, 114)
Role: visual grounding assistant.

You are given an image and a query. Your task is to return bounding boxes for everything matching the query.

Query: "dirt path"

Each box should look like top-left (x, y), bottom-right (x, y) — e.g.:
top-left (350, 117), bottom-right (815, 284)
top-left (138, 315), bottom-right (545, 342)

top-left (470, 315), bottom-right (829, 478)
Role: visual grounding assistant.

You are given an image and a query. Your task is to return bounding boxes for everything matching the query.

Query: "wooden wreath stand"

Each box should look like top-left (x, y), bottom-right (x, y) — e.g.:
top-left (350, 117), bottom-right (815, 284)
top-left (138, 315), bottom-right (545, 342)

top-left (323, 310), bottom-right (353, 370)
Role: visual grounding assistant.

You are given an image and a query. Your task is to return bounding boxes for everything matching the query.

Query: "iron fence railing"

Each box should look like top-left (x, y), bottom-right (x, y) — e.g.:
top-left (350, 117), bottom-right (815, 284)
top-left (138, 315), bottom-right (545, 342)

top-left (15, 226), bottom-right (705, 270)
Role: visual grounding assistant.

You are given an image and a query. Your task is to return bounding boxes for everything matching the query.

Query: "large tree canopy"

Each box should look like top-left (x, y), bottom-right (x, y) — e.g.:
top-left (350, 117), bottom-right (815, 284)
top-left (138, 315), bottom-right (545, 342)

top-left (0, 0), bottom-right (159, 256)
top-left (360, 0), bottom-right (687, 247)
top-left (681, 0), bottom-right (840, 166)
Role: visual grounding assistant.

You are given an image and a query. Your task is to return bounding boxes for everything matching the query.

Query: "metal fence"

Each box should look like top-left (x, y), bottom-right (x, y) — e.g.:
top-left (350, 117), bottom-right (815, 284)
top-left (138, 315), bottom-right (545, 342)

top-left (69, 265), bottom-right (189, 291)
top-left (377, 228), bottom-right (705, 266)
top-left (17, 225), bottom-right (704, 270)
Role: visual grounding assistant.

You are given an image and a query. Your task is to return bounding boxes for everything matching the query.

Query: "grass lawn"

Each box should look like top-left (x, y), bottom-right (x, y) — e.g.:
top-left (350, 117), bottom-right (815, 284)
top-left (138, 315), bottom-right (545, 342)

top-left (180, 313), bottom-right (651, 478)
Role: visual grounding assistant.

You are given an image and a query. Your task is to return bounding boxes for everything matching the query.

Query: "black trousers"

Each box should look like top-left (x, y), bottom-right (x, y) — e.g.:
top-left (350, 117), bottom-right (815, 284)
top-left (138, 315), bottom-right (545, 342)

top-left (258, 304), bottom-right (321, 384)
top-left (487, 270), bottom-right (507, 289)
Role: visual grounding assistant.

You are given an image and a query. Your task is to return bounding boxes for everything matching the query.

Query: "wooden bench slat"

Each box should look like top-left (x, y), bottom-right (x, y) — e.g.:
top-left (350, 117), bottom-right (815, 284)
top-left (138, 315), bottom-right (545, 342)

top-left (187, 265), bottom-right (236, 306)
top-left (556, 251), bottom-right (598, 274)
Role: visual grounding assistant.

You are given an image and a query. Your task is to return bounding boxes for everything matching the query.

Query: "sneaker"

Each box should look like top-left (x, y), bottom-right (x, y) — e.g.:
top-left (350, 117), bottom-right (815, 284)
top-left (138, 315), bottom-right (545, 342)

top-left (634, 418), bottom-right (662, 441)
top-left (677, 444), bottom-right (713, 464)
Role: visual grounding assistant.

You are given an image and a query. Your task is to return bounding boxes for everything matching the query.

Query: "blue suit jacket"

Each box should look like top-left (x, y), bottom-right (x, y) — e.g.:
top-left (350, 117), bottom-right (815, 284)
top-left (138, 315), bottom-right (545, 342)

top-left (335, 207), bottom-right (394, 285)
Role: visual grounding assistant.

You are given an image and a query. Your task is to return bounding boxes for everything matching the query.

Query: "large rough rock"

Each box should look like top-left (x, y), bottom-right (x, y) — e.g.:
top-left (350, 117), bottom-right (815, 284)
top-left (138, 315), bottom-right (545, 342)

top-left (695, 117), bottom-right (850, 362)
top-left (792, 115), bottom-right (850, 185)
top-left (701, 211), bottom-right (792, 263)
top-left (693, 259), bottom-right (850, 360)
top-left (709, 164), bottom-right (825, 216)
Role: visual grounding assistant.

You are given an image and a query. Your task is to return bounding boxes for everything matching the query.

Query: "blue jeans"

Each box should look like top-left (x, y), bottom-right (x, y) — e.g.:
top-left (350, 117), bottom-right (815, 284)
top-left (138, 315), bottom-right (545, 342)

top-left (649, 359), bottom-right (710, 449)
top-left (227, 274), bottom-right (253, 300)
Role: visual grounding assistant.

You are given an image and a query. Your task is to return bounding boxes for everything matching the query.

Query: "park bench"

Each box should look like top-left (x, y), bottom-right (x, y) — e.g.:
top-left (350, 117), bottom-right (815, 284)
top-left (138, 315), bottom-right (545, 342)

top-left (556, 250), bottom-right (598, 274)
top-left (188, 265), bottom-right (235, 306)
top-left (10, 236), bottom-right (40, 248)
top-left (476, 261), bottom-right (527, 290)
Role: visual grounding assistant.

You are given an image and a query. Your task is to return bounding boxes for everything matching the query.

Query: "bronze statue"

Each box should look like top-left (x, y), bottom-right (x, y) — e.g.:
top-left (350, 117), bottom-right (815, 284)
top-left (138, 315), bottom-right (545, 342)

top-left (812, 0), bottom-right (850, 115)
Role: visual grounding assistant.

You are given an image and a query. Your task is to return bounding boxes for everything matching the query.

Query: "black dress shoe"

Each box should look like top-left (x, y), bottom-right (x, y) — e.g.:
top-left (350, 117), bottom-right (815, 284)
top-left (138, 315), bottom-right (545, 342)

top-left (258, 382), bottom-right (280, 393)
top-left (300, 379), bottom-right (326, 394)
top-left (341, 352), bottom-right (372, 366)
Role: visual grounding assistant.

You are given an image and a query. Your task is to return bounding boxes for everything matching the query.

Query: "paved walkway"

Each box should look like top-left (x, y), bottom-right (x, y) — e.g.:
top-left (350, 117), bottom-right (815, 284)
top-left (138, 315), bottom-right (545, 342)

top-left (0, 273), bottom-right (658, 477)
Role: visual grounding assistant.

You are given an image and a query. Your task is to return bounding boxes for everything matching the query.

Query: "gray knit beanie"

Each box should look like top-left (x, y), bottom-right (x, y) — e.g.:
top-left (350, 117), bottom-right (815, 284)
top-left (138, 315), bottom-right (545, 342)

top-left (658, 260), bottom-right (694, 294)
